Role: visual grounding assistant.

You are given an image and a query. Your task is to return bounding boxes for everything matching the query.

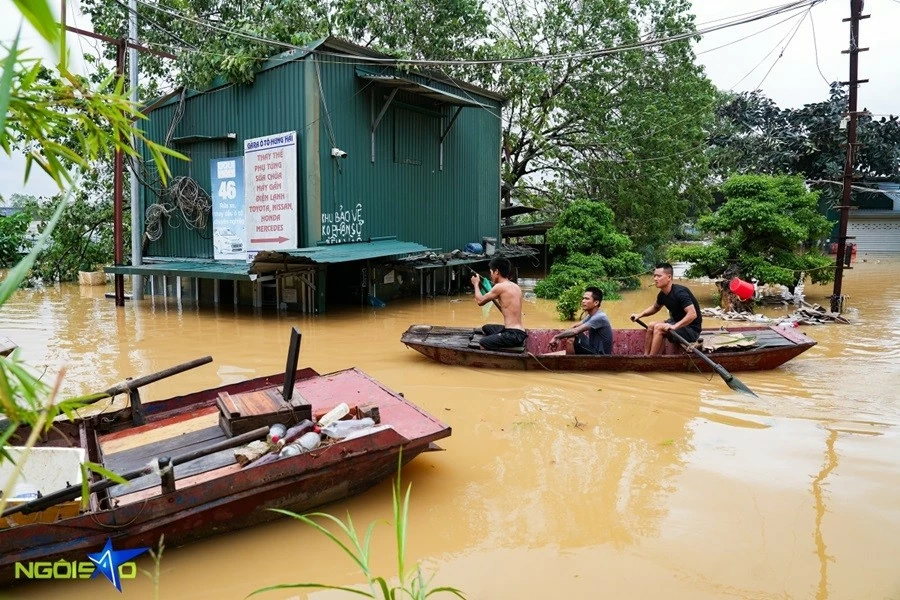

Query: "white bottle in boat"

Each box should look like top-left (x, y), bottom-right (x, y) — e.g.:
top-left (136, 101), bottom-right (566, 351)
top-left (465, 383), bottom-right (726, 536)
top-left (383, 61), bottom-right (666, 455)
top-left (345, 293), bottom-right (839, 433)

top-left (278, 404), bottom-right (349, 457)
top-left (279, 430), bottom-right (322, 457)
top-left (322, 417), bottom-right (375, 439)
top-left (280, 420), bottom-right (315, 446)
top-left (267, 423), bottom-right (287, 444)
top-left (317, 403), bottom-right (350, 428)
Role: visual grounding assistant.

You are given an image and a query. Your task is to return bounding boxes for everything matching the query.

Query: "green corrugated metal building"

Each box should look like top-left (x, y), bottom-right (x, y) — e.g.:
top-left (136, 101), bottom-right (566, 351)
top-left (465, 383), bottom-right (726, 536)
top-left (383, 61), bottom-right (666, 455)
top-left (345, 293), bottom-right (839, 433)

top-left (111, 37), bottom-right (506, 312)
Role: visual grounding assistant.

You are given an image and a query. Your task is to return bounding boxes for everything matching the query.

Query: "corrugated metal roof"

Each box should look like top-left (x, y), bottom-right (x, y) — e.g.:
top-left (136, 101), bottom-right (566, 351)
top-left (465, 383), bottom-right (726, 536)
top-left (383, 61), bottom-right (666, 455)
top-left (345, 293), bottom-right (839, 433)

top-left (105, 260), bottom-right (253, 280)
top-left (107, 239), bottom-right (434, 278)
top-left (254, 238), bottom-right (435, 264)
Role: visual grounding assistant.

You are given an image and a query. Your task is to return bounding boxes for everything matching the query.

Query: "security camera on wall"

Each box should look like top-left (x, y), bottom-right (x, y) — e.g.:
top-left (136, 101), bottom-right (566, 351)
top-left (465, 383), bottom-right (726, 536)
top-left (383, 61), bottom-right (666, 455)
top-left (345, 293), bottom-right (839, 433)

top-left (331, 148), bottom-right (348, 158)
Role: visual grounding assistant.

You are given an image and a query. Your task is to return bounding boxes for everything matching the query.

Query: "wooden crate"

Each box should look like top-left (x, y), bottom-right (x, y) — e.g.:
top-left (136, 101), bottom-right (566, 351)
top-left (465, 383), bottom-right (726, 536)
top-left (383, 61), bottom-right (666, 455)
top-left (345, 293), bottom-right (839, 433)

top-left (217, 388), bottom-right (312, 437)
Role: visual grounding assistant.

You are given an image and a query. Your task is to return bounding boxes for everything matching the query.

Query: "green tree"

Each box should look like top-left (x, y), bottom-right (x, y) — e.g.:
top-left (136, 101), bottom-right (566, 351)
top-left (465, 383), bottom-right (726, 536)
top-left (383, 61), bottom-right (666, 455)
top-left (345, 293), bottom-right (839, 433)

top-left (81, 0), bottom-right (714, 254)
top-left (82, 0), bottom-right (490, 88)
top-left (0, 210), bottom-right (30, 267)
top-left (707, 86), bottom-right (900, 207)
top-left (483, 0), bottom-right (716, 251)
top-left (670, 174), bottom-right (834, 288)
top-left (534, 199), bottom-right (643, 304)
top-left (23, 191), bottom-right (125, 282)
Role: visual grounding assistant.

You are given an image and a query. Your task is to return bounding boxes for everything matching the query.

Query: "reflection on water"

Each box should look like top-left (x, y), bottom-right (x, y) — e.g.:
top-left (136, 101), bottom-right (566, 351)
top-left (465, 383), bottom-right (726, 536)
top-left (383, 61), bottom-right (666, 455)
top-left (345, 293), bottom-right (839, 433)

top-left (814, 429), bottom-right (839, 600)
top-left (1, 258), bottom-right (898, 599)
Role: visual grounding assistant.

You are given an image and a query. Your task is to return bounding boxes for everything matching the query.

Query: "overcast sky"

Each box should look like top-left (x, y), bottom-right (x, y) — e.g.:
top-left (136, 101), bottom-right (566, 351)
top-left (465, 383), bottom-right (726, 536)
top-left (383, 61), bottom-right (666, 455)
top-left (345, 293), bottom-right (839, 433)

top-left (2, 0), bottom-right (898, 199)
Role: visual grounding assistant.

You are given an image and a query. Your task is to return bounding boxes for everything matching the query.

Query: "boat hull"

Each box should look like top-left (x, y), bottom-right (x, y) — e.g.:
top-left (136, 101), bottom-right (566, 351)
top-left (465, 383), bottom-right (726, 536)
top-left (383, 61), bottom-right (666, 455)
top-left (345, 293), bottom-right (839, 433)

top-left (401, 325), bottom-right (816, 372)
top-left (1, 367), bottom-right (449, 585)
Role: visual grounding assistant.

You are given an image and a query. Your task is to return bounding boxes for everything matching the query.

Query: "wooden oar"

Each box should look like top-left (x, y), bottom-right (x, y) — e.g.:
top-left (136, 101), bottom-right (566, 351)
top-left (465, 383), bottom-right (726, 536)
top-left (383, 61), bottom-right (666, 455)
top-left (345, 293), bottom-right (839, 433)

top-left (1, 426), bottom-right (269, 518)
top-left (632, 317), bottom-right (758, 397)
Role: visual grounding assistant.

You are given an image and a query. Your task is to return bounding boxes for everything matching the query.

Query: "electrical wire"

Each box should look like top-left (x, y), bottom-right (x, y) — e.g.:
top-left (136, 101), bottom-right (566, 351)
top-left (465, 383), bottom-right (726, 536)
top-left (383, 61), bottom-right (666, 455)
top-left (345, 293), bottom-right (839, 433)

top-left (112, 0), bottom-right (196, 50)
top-left (808, 9), bottom-right (834, 86)
top-left (132, 0), bottom-right (825, 67)
top-left (753, 6), bottom-right (811, 90)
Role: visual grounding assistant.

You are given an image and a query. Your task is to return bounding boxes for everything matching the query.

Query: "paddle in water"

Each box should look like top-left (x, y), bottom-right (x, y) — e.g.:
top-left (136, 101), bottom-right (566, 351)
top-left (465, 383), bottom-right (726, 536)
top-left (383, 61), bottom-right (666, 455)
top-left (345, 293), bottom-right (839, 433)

top-left (631, 317), bottom-right (758, 397)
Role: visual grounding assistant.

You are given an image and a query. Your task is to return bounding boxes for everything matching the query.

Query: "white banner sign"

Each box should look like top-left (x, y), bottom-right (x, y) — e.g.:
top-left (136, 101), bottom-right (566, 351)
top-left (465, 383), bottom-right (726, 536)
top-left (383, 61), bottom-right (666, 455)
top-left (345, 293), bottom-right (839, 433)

top-left (244, 131), bottom-right (298, 252)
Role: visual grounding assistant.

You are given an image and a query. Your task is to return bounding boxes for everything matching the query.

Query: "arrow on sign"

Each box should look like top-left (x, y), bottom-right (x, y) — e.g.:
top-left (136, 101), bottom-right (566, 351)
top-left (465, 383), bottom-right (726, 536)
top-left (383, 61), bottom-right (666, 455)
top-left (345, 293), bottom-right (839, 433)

top-left (250, 236), bottom-right (290, 244)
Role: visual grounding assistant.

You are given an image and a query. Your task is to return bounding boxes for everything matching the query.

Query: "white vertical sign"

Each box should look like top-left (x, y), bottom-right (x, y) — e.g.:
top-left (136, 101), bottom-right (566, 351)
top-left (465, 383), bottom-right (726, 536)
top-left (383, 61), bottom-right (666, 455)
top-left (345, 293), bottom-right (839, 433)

top-left (244, 131), bottom-right (298, 252)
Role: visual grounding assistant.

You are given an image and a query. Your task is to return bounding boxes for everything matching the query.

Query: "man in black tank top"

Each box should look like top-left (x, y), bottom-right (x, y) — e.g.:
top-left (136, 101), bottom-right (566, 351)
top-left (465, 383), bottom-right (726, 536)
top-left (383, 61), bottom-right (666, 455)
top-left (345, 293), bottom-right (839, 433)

top-left (630, 262), bottom-right (702, 355)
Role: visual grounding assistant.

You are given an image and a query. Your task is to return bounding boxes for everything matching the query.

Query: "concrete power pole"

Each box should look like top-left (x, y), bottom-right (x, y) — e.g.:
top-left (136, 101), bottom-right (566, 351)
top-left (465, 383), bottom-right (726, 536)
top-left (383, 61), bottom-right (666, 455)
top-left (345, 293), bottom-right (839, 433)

top-left (830, 0), bottom-right (868, 313)
top-left (128, 0), bottom-right (144, 300)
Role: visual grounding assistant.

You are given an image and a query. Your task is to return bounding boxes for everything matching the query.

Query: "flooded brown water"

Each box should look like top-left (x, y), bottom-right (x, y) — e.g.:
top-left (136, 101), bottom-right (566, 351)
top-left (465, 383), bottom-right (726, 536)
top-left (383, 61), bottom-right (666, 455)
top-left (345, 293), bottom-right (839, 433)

top-left (2, 256), bottom-right (899, 600)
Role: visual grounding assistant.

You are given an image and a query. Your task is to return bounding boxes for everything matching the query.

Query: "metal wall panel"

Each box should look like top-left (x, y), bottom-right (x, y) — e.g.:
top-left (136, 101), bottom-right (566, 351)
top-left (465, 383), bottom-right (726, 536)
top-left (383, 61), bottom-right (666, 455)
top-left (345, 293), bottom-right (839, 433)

top-left (141, 52), bottom-right (502, 259)
top-left (141, 61), bottom-right (308, 258)
top-left (847, 214), bottom-right (900, 252)
top-left (314, 56), bottom-right (503, 253)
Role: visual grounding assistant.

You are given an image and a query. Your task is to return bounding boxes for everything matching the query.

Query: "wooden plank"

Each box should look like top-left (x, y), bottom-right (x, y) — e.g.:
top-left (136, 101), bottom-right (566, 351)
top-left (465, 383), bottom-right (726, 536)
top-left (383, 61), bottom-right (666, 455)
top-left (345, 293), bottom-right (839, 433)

top-left (218, 392), bottom-right (241, 417)
top-left (108, 447), bottom-right (238, 498)
top-left (99, 410), bottom-right (219, 454)
top-left (104, 425), bottom-right (227, 474)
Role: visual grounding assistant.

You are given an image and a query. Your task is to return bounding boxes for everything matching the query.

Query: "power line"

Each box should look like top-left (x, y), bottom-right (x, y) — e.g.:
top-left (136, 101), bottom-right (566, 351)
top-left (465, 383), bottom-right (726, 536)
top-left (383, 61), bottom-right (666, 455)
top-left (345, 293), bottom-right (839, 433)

top-left (754, 6), bottom-right (811, 90)
top-left (132, 0), bottom-right (824, 67)
top-left (112, 0), bottom-right (196, 50)
top-left (808, 9), bottom-right (834, 86)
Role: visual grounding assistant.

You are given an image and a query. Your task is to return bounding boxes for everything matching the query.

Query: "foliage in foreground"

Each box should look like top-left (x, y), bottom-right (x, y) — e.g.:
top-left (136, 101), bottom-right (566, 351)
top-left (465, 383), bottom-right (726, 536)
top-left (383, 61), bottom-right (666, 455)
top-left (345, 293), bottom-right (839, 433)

top-left (1, 0), bottom-right (181, 508)
top-left (535, 200), bottom-right (644, 309)
top-left (252, 462), bottom-right (464, 600)
top-left (669, 174), bottom-right (835, 288)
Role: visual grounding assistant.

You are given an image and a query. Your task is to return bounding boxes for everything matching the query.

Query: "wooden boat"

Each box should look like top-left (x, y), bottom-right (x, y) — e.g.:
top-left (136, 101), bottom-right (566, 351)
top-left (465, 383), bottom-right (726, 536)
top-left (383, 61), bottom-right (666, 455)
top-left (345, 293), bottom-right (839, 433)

top-left (0, 351), bottom-right (450, 585)
top-left (401, 324), bottom-right (816, 372)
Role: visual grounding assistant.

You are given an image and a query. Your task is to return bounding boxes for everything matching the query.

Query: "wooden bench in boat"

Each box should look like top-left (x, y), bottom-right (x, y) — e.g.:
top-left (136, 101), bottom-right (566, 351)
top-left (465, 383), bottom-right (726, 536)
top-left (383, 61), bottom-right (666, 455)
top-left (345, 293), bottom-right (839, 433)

top-left (468, 333), bottom-right (526, 353)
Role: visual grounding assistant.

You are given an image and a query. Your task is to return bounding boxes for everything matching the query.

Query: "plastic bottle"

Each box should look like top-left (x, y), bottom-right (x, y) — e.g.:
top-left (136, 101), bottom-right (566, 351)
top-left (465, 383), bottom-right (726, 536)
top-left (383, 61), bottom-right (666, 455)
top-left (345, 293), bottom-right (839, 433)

top-left (279, 443), bottom-right (303, 458)
top-left (479, 276), bottom-right (492, 295)
top-left (267, 423), bottom-right (287, 444)
top-left (317, 403), bottom-right (350, 428)
top-left (297, 430), bottom-right (322, 451)
top-left (322, 417), bottom-right (375, 439)
top-left (280, 419), bottom-right (314, 446)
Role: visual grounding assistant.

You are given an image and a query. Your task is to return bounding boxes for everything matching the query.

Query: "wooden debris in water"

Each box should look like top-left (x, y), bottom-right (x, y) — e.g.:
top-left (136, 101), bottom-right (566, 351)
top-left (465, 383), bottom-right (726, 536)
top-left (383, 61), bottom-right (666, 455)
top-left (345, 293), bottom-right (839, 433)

top-left (701, 302), bottom-right (850, 326)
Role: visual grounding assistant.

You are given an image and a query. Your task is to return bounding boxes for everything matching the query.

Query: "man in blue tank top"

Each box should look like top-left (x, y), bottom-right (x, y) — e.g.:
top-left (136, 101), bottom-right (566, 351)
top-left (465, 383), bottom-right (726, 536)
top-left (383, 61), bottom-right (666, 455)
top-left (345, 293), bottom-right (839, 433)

top-left (549, 286), bottom-right (614, 355)
top-left (630, 262), bottom-right (702, 355)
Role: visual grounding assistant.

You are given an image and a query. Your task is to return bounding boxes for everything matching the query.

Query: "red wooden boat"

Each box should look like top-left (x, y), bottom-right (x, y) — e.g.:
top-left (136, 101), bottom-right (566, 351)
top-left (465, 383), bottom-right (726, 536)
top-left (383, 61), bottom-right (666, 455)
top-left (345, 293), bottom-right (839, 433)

top-left (0, 360), bottom-right (449, 585)
top-left (401, 324), bottom-right (816, 372)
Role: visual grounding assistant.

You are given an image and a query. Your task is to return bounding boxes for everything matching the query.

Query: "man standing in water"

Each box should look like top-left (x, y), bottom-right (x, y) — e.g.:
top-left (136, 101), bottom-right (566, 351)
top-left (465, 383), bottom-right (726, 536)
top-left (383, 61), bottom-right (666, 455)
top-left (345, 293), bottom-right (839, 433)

top-left (631, 262), bottom-right (702, 355)
top-left (471, 257), bottom-right (527, 350)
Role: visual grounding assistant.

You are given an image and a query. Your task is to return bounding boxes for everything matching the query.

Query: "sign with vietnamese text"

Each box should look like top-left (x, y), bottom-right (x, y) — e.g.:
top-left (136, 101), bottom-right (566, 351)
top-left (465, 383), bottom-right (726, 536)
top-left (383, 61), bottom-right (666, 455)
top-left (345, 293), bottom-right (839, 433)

top-left (210, 157), bottom-right (246, 259)
top-left (243, 131), bottom-right (298, 252)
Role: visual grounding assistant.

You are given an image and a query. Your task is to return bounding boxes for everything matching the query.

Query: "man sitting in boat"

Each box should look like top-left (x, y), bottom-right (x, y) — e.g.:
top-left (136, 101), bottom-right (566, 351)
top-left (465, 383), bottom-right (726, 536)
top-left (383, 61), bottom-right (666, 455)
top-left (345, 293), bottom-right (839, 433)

top-left (631, 262), bottom-right (703, 355)
top-left (548, 286), bottom-right (613, 355)
top-left (471, 257), bottom-right (528, 350)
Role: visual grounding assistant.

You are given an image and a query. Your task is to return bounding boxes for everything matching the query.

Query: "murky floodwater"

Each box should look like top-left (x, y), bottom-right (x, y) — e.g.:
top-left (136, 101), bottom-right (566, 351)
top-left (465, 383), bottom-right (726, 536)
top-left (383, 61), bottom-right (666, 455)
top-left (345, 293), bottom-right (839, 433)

top-left (2, 256), bottom-right (899, 600)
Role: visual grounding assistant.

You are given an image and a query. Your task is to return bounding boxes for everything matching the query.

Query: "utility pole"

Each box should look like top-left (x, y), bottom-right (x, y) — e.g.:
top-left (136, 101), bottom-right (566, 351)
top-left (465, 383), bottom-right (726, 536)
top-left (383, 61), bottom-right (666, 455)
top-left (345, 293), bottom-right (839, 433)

top-left (830, 0), bottom-right (868, 313)
top-left (128, 0), bottom-right (143, 300)
top-left (59, 0), bottom-right (174, 306)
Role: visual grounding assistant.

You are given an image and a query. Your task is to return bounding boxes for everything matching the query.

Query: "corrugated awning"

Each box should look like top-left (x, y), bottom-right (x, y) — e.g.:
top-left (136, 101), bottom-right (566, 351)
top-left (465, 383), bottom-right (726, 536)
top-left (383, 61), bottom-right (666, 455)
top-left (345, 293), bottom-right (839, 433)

top-left (356, 68), bottom-right (483, 107)
top-left (254, 238), bottom-right (435, 265)
top-left (105, 239), bottom-right (435, 279)
top-left (104, 260), bottom-right (255, 280)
